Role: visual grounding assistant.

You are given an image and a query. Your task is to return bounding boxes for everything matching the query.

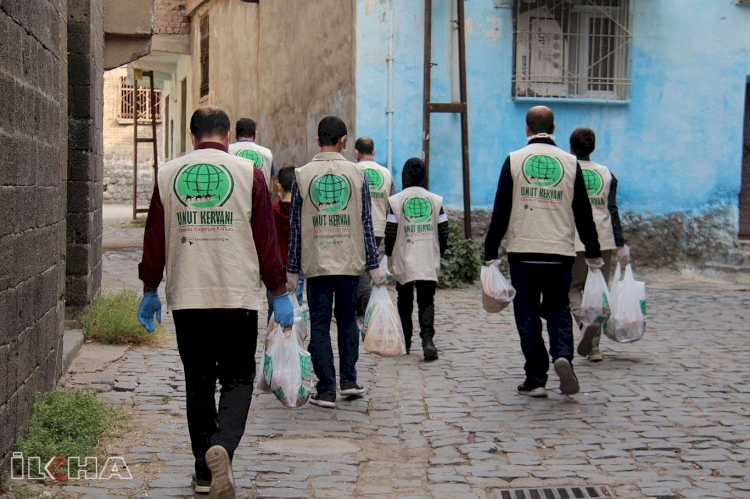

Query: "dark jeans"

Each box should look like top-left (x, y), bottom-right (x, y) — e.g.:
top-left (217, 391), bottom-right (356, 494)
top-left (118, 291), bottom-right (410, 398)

top-left (307, 275), bottom-right (360, 394)
top-left (396, 280), bottom-right (437, 351)
top-left (509, 261), bottom-right (574, 387)
top-left (173, 309), bottom-right (258, 480)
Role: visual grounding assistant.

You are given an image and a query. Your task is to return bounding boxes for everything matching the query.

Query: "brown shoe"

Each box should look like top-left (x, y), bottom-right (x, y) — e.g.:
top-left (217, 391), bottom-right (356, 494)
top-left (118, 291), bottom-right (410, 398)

top-left (206, 445), bottom-right (235, 499)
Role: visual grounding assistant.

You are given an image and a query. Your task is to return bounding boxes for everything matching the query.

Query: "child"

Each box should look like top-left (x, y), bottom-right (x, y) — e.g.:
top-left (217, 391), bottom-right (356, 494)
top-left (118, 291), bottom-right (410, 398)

top-left (567, 127), bottom-right (630, 362)
top-left (267, 166), bottom-right (305, 323)
top-left (385, 158), bottom-right (449, 360)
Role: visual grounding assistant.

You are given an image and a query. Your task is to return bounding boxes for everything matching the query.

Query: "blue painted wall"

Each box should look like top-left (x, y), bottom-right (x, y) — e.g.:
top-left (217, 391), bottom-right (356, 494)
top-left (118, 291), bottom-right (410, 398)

top-left (355, 0), bottom-right (750, 223)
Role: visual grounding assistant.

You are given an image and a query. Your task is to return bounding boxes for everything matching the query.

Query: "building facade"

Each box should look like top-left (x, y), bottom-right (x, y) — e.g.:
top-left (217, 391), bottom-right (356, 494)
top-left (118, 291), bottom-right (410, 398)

top-left (356, 0), bottom-right (750, 264)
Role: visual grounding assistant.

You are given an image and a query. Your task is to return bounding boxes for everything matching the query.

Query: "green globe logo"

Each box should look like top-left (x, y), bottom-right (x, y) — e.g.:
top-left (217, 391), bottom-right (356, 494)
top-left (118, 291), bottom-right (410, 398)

top-left (364, 168), bottom-right (384, 191)
top-left (403, 197), bottom-right (432, 224)
top-left (237, 149), bottom-right (263, 170)
top-left (522, 155), bottom-right (564, 187)
top-left (174, 163), bottom-right (234, 208)
top-left (582, 169), bottom-right (604, 197)
top-left (310, 174), bottom-right (351, 213)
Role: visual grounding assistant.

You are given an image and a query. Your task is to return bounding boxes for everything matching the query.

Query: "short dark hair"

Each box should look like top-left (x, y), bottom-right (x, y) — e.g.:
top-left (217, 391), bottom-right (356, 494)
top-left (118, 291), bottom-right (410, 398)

top-left (236, 118), bottom-right (256, 139)
top-left (570, 127), bottom-right (596, 157)
top-left (355, 136), bottom-right (374, 155)
top-left (277, 166), bottom-right (296, 193)
top-left (526, 106), bottom-right (555, 135)
top-left (190, 106), bottom-right (231, 141)
top-left (317, 116), bottom-right (347, 146)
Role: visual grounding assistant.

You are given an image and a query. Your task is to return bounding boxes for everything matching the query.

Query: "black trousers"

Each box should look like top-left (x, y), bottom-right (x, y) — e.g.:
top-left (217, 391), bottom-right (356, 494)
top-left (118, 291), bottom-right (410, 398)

top-left (509, 261), bottom-right (574, 387)
top-left (396, 280), bottom-right (437, 350)
top-left (173, 309), bottom-right (258, 480)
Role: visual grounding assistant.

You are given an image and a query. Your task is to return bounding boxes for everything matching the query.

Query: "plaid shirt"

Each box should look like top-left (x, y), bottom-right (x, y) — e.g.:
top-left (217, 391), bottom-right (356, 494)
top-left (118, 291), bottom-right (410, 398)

top-left (287, 175), bottom-right (379, 274)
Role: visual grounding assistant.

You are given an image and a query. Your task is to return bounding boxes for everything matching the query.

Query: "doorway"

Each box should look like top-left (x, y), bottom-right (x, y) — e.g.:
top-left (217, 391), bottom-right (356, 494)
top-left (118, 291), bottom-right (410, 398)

top-left (741, 83), bottom-right (750, 239)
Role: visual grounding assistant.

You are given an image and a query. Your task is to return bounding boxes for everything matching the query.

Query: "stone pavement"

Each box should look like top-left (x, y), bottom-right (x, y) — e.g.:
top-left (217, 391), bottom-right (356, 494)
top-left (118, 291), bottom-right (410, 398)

top-left (59, 207), bottom-right (750, 498)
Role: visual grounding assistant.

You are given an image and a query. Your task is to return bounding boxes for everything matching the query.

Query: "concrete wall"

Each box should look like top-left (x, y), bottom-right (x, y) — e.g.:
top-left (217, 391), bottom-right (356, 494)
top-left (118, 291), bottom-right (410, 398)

top-left (189, 0), bottom-right (356, 167)
top-left (356, 1), bottom-right (750, 263)
top-left (67, 0), bottom-right (104, 312)
top-left (0, 0), bottom-right (69, 469)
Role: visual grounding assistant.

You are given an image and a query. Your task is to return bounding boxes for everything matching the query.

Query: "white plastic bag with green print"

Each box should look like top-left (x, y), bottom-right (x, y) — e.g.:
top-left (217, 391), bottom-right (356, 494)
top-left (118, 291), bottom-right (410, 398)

top-left (261, 324), bottom-right (312, 408)
top-left (605, 263), bottom-right (646, 343)
top-left (580, 268), bottom-right (611, 327)
top-left (363, 286), bottom-right (406, 357)
top-left (289, 293), bottom-right (309, 342)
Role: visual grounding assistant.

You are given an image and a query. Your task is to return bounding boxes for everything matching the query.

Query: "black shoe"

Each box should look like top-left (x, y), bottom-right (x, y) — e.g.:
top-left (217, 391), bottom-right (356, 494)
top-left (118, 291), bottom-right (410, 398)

top-left (309, 391), bottom-right (337, 408)
top-left (191, 474), bottom-right (211, 494)
top-left (422, 336), bottom-right (438, 360)
top-left (554, 358), bottom-right (580, 395)
top-left (517, 381), bottom-right (548, 398)
top-left (340, 381), bottom-right (366, 396)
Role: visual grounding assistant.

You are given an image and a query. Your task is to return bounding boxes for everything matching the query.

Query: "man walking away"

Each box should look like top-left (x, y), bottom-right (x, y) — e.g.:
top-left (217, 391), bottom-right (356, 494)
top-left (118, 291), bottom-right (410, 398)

top-left (354, 136), bottom-right (394, 314)
top-left (228, 118), bottom-right (274, 188)
top-left (567, 127), bottom-right (630, 362)
top-left (287, 116), bottom-right (385, 409)
top-left (484, 106), bottom-right (602, 398)
top-left (137, 106), bottom-right (294, 499)
top-left (385, 158), bottom-right (449, 359)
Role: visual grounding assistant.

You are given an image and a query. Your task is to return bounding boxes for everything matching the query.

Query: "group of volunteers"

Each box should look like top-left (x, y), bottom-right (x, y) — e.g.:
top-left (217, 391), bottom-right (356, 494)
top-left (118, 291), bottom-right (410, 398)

top-left (135, 104), bottom-right (629, 499)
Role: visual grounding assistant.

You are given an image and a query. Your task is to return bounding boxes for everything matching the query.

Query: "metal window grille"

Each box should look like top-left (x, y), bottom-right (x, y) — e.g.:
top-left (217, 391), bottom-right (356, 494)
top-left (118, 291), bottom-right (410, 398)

top-left (512, 0), bottom-right (632, 101)
top-left (118, 77), bottom-right (162, 122)
top-left (200, 14), bottom-right (210, 97)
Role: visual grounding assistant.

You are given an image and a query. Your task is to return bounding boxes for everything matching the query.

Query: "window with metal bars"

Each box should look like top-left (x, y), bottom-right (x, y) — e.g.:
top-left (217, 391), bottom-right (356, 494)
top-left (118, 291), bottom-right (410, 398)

top-left (200, 14), bottom-right (210, 97)
top-left (118, 77), bottom-right (162, 122)
top-left (512, 0), bottom-right (632, 101)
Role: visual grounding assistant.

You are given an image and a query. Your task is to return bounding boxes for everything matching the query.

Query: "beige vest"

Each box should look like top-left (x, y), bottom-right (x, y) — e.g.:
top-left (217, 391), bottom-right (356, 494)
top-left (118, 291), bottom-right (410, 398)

top-left (295, 152), bottom-right (366, 278)
top-left (157, 147), bottom-right (263, 311)
top-left (388, 187), bottom-right (443, 284)
top-left (574, 160), bottom-right (617, 252)
top-left (228, 141), bottom-right (273, 187)
top-left (358, 160), bottom-right (393, 238)
top-left (507, 142), bottom-right (579, 257)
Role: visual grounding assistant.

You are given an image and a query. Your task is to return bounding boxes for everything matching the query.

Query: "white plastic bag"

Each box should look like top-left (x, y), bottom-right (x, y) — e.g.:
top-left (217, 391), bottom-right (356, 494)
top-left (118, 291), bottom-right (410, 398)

top-left (290, 293), bottom-right (309, 342)
top-left (380, 256), bottom-right (395, 285)
top-left (580, 268), bottom-right (611, 327)
top-left (363, 286), bottom-right (406, 357)
top-left (262, 324), bottom-right (312, 408)
top-left (605, 263), bottom-right (646, 343)
top-left (480, 262), bottom-right (516, 313)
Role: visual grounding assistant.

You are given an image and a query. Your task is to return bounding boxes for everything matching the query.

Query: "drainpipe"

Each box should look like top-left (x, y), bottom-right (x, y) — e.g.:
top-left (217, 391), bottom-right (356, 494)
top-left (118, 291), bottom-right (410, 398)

top-left (386, 0), bottom-right (394, 174)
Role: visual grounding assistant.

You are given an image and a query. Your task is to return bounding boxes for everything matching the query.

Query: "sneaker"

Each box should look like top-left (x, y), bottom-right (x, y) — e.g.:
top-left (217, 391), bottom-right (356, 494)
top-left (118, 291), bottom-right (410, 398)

top-left (191, 474), bottom-right (211, 494)
top-left (517, 381), bottom-right (548, 398)
top-left (309, 391), bottom-right (337, 408)
top-left (553, 358), bottom-right (580, 395)
top-left (206, 445), bottom-right (235, 499)
top-left (340, 381), bottom-right (366, 396)
top-left (588, 349), bottom-right (604, 362)
top-left (577, 325), bottom-right (599, 357)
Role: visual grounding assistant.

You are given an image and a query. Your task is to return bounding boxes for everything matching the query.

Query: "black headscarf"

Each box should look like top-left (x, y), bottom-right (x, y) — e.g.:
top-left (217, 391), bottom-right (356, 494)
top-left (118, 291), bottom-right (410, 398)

top-left (402, 157), bottom-right (427, 189)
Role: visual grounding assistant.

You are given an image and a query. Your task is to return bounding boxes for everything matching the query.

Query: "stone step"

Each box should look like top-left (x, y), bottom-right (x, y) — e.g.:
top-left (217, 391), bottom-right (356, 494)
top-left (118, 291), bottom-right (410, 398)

top-left (705, 262), bottom-right (750, 274)
top-left (727, 247), bottom-right (750, 266)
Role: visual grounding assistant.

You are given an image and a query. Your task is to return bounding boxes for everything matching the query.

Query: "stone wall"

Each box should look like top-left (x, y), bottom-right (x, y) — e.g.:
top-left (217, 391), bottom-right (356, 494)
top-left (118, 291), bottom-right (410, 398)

top-left (450, 207), bottom-right (736, 267)
top-left (103, 66), bottom-right (160, 204)
top-left (67, 0), bottom-right (104, 313)
top-left (0, 0), bottom-right (69, 470)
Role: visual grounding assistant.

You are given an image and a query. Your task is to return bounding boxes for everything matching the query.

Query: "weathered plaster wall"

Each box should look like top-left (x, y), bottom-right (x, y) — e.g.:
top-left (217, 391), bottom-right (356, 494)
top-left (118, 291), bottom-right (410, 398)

top-left (257, 0), bottom-right (357, 167)
top-left (190, 0), bottom-right (259, 132)
top-left (356, 1), bottom-right (750, 263)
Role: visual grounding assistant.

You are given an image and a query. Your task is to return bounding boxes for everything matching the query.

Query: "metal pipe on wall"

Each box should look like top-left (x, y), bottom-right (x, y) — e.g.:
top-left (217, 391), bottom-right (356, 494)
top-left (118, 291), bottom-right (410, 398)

top-left (386, 0), bottom-right (395, 175)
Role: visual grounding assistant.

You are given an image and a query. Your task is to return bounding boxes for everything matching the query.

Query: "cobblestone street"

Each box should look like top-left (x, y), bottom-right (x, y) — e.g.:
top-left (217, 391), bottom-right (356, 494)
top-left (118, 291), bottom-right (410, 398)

top-left (61, 207), bottom-right (750, 499)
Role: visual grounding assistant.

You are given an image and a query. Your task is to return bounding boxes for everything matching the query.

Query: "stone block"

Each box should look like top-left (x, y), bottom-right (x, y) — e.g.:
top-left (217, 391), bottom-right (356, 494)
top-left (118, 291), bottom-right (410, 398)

top-left (66, 243), bottom-right (93, 276)
top-left (66, 274), bottom-right (93, 308)
top-left (69, 117), bottom-right (94, 150)
top-left (68, 149), bottom-right (98, 182)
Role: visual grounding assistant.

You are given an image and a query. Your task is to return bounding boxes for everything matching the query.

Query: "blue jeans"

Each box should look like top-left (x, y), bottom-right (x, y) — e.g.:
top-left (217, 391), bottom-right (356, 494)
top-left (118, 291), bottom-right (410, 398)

top-left (306, 275), bottom-right (360, 394)
top-left (267, 273), bottom-right (305, 324)
top-left (509, 261), bottom-right (574, 387)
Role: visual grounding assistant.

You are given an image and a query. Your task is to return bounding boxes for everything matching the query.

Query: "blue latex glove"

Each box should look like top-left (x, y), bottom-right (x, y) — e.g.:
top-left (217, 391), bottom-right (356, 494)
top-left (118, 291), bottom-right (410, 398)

top-left (271, 292), bottom-right (295, 328)
top-left (138, 290), bottom-right (162, 333)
